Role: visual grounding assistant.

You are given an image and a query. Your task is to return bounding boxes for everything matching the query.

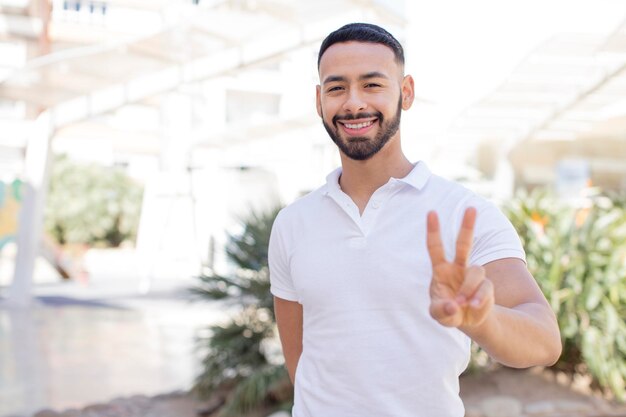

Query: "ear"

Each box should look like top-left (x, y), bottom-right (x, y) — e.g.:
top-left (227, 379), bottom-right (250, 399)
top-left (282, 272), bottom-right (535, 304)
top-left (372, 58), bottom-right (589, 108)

top-left (401, 75), bottom-right (415, 110)
top-left (316, 84), bottom-right (322, 117)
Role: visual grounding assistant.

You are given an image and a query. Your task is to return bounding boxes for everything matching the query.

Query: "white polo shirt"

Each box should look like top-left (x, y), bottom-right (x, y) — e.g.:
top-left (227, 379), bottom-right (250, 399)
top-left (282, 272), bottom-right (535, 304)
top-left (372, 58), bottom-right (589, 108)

top-left (269, 162), bottom-right (525, 417)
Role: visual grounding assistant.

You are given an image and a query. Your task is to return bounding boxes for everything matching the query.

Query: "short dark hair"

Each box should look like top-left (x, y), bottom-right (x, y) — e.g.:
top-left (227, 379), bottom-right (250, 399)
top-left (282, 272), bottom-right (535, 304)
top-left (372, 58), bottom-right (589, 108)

top-left (317, 23), bottom-right (404, 68)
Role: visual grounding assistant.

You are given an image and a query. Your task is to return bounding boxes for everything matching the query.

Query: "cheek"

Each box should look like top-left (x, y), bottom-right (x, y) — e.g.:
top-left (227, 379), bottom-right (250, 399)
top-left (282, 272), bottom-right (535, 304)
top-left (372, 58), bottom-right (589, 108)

top-left (375, 94), bottom-right (398, 110)
top-left (380, 99), bottom-right (401, 118)
top-left (320, 98), bottom-right (340, 120)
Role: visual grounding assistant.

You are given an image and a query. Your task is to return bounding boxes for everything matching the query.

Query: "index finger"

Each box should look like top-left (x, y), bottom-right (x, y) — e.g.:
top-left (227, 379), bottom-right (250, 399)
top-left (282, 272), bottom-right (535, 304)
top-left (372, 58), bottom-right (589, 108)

top-left (454, 207), bottom-right (477, 266)
top-left (426, 210), bottom-right (446, 266)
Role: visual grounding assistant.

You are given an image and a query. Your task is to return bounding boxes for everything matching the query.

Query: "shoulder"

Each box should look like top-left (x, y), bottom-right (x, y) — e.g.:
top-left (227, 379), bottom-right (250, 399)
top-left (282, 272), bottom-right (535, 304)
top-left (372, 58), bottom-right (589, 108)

top-left (421, 172), bottom-right (508, 229)
top-left (273, 184), bottom-right (328, 229)
top-left (422, 172), bottom-right (487, 210)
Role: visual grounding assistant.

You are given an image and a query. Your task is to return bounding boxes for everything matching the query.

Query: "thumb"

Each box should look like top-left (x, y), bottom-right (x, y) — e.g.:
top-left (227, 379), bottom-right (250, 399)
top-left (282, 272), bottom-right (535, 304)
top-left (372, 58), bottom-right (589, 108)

top-left (430, 299), bottom-right (462, 327)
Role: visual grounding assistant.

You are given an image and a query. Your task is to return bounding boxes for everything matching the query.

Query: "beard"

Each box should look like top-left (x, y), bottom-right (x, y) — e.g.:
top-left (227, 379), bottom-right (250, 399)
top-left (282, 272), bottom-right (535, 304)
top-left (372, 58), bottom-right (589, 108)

top-left (322, 96), bottom-right (402, 161)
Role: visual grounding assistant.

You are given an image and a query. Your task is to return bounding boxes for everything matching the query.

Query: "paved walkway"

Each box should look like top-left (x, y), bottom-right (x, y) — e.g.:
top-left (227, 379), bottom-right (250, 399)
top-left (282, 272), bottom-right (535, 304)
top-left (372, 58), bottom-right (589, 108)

top-left (0, 272), bottom-right (229, 417)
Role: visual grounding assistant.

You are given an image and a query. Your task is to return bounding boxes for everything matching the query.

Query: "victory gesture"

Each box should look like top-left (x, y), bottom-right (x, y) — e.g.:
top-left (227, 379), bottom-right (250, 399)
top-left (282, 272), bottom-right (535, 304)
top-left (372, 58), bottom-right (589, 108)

top-left (426, 207), bottom-right (495, 328)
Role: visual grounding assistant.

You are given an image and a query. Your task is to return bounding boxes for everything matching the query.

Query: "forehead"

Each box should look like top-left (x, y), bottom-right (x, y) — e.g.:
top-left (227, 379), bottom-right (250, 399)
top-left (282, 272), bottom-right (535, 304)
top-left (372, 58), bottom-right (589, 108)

top-left (318, 41), bottom-right (400, 80)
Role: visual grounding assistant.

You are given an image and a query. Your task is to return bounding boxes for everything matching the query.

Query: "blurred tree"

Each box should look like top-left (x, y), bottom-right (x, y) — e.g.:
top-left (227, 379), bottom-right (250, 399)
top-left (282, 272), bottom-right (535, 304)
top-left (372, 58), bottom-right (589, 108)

top-left (45, 154), bottom-right (143, 247)
top-left (191, 205), bottom-right (292, 416)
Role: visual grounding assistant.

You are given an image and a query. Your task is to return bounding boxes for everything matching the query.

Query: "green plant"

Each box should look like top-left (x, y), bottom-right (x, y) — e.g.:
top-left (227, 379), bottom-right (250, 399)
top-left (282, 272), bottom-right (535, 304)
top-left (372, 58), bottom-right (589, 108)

top-left (191, 205), bottom-right (291, 416)
top-left (45, 154), bottom-right (143, 247)
top-left (503, 188), bottom-right (626, 400)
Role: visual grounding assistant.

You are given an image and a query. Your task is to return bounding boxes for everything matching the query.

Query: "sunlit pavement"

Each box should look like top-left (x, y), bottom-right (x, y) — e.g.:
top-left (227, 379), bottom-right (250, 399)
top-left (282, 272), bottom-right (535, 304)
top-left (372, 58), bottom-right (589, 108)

top-left (0, 273), bottom-right (230, 417)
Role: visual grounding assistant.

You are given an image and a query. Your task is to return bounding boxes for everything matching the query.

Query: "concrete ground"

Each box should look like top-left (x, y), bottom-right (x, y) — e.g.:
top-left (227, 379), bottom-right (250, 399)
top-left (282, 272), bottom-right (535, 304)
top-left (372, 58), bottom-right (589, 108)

top-left (0, 248), bottom-right (231, 417)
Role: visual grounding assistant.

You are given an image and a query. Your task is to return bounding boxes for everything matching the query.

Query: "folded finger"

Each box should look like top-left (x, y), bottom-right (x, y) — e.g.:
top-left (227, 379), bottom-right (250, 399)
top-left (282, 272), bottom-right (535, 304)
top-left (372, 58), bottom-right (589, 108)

top-left (469, 278), bottom-right (494, 310)
top-left (456, 265), bottom-right (485, 304)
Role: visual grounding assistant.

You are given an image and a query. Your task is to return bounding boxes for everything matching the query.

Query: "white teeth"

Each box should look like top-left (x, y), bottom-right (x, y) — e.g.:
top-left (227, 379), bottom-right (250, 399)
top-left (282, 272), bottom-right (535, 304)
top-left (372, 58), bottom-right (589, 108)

top-left (344, 120), bottom-right (374, 129)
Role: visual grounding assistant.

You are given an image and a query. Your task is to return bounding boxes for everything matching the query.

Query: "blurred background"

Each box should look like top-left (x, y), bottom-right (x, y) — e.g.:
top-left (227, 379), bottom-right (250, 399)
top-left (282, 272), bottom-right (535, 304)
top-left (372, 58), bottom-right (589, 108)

top-left (0, 0), bottom-right (625, 416)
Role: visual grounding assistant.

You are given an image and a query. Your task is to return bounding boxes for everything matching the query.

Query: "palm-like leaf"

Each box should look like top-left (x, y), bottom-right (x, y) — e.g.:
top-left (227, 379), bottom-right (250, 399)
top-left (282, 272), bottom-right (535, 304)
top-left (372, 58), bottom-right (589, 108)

top-left (218, 365), bottom-right (290, 417)
top-left (192, 205), bottom-right (290, 414)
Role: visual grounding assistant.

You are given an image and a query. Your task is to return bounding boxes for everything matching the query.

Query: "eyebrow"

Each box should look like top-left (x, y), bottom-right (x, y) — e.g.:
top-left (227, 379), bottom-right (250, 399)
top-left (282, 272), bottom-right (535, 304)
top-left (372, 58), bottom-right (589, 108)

top-left (360, 71), bottom-right (389, 81)
top-left (322, 71), bottom-right (389, 85)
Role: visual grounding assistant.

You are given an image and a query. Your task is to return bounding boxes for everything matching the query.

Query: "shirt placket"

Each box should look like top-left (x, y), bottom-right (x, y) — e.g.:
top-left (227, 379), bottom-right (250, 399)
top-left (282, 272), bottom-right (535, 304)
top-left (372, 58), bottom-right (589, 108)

top-left (328, 179), bottom-right (401, 235)
top-left (327, 189), bottom-right (363, 230)
top-left (360, 179), bottom-right (402, 234)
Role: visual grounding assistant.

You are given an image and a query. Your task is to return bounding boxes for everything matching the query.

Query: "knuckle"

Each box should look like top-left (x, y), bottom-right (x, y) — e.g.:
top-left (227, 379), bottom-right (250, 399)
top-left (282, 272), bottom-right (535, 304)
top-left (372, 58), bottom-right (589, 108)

top-left (482, 278), bottom-right (493, 290)
top-left (464, 268), bottom-right (483, 285)
top-left (467, 265), bottom-right (484, 275)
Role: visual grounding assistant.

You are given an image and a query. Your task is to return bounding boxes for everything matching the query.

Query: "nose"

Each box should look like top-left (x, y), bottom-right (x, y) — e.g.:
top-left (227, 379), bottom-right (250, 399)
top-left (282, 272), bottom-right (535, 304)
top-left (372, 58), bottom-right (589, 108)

top-left (342, 90), bottom-right (367, 114)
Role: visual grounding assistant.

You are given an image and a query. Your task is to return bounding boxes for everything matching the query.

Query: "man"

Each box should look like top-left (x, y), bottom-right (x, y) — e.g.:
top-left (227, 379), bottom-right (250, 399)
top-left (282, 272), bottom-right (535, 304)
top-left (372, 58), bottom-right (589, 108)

top-left (269, 23), bottom-right (561, 417)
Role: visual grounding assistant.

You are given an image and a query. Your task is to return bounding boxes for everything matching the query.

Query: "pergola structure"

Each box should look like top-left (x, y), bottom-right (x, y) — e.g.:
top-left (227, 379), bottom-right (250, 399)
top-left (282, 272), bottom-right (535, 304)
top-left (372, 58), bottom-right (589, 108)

top-left (0, 0), bottom-right (406, 305)
top-left (447, 19), bottom-right (626, 193)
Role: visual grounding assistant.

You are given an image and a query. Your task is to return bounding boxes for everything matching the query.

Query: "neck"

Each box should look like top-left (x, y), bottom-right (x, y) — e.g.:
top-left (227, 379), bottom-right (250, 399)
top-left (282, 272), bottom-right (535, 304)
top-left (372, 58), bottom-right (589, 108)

top-left (338, 135), bottom-right (413, 199)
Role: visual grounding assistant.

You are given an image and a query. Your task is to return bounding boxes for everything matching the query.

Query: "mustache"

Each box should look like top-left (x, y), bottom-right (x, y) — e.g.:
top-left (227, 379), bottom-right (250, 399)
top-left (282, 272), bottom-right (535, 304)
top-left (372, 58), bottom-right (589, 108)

top-left (332, 112), bottom-right (382, 125)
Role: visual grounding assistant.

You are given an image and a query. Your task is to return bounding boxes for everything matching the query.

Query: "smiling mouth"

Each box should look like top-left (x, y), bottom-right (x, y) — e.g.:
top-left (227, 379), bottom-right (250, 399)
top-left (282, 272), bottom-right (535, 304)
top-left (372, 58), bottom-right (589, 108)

top-left (341, 120), bottom-right (375, 129)
top-left (337, 118), bottom-right (378, 135)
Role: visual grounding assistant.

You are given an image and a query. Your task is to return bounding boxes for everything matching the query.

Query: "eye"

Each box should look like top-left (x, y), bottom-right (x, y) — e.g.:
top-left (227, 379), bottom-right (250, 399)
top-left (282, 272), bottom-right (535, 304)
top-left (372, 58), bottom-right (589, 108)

top-left (327, 86), bottom-right (344, 92)
top-left (365, 83), bottom-right (382, 88)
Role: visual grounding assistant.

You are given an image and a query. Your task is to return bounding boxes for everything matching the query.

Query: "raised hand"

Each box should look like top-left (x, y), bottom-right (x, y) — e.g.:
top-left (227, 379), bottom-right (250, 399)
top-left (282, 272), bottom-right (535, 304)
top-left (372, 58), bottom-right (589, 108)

top-left (426, 207), bottom-right (494, 328)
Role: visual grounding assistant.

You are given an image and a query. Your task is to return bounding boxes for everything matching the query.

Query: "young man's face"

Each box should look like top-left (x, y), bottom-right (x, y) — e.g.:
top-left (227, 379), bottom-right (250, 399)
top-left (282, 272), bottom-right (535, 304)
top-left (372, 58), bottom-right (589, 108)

top-left (316, 41), bottom-right (414, 161)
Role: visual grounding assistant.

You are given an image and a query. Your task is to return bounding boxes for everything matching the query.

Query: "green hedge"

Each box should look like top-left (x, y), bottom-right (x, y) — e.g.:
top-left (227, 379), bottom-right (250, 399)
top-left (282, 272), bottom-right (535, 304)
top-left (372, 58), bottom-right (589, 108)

top-left (503, 189), bottom-right (626, 400)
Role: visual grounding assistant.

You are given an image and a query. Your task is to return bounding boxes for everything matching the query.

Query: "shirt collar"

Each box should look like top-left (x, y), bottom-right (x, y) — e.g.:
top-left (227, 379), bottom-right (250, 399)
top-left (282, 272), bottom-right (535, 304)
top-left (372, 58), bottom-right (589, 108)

top-left (323, 167), bottom-right (342, 195)
top-left (397, 161), bottom-right (431, 190)
top-left (323, 161), bottom-right (431, 195)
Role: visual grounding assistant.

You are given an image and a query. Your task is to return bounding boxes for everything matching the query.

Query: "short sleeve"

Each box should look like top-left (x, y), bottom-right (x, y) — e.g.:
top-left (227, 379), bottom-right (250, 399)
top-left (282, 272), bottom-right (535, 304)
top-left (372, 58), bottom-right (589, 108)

top-left (268, 211), bottom-right (299, 301)
top-left (466, 197), bottom-right (526, 266)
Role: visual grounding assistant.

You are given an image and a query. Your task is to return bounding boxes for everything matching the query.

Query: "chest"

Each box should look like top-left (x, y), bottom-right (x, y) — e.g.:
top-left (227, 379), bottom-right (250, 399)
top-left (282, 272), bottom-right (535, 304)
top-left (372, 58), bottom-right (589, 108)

top-left (289, 209), bottom-right (436, 310)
